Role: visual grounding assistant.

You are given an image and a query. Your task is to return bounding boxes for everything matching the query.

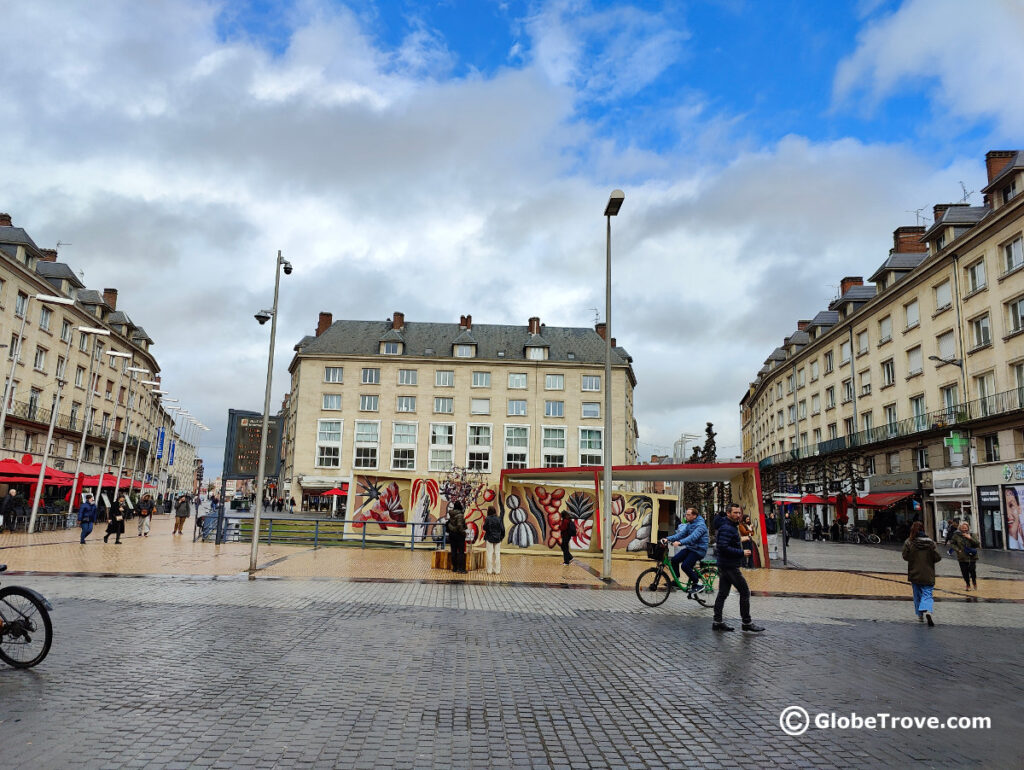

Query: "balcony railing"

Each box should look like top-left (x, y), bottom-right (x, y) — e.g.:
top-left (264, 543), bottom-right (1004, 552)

top-left (759, 385), bottom-right (1024, 468)
top-left (3, 398), bottom-right (131, 444)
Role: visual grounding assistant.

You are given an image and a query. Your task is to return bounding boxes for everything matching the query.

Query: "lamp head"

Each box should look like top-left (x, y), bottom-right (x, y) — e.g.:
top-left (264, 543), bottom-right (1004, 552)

top-left (254, 309), bottom-right (272, 325)
top-left (604, 189), bottom-right (625, 217)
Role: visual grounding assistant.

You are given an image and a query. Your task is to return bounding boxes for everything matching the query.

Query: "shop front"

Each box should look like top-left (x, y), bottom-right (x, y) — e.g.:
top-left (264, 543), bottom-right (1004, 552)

top-left (296, 476), bottom-right (350, 517)
top-left (930, 467), bottom-right (972, 542)
top-left (977, 486), bottom-right (1004, 549)
top-left (975, 462), bottom-right (1024, 551)
top-left (863, 472), bottom-right (921, 537)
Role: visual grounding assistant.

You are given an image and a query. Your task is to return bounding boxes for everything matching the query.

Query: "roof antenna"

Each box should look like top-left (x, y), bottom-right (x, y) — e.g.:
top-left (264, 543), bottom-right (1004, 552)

top-left (56, 240), bottom-right (72, 249)
top-left (958, 182), bottom-right (974, 204)
top-left (905, 208), bottom-right (929, 227)
top-left (588, 307), bottom-right (600, 324)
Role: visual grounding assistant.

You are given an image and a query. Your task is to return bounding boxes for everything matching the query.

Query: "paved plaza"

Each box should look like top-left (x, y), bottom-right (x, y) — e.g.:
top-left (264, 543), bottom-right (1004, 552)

top-left (2, 519), bottom-right (1023, 768)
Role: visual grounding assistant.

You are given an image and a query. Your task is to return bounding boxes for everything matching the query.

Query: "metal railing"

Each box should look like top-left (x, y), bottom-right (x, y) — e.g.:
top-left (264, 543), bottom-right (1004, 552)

top-left (760, 385), bottom-right (1024, 468)
top-left (213, 514), bottom-right (448, 550)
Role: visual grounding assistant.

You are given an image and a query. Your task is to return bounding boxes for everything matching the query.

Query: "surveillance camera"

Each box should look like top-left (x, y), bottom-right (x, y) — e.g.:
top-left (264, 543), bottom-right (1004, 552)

top-left (254, 310), bottom-right (272, 325)
top-left (282, 261), bottom-right (293, 275)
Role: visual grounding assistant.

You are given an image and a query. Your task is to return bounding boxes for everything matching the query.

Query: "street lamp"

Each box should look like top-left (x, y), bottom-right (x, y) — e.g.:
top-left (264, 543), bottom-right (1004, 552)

top-left (26, 303), bottom-right (82, 532)
top-left (0, 294), bottom-right (77, 454)
top-left (251, 250), bottom-right (291, 574)
top-left (113, 366), bottom-right (149, 499)
top-left (928, 354), bottom-right (963, 369)
top-left (601, 189), bottom-right (624, 581)
top-left (93, 351), bottom-right (133, 501)
top-left (66, 327), bottom-right (112, 513)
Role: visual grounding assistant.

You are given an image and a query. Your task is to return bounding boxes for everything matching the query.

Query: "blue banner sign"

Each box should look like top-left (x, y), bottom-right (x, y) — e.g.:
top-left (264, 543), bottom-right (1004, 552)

top-left (169, 440), bottom-right (176, 466)
top-left (157, 427), bottom-right (165, 459)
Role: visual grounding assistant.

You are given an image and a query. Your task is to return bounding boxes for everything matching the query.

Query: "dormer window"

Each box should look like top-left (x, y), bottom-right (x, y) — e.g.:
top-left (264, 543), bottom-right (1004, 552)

top-left (527, 347), bottom-right (546, 361)
top-left (454, 344), bottom-right (475, 358)
top-left (936, 230), bottom-right (946, 251)
top-left (1003, 179), bottom-right (1018, 205)
top-left (380, 341), bottom-right (402, 355)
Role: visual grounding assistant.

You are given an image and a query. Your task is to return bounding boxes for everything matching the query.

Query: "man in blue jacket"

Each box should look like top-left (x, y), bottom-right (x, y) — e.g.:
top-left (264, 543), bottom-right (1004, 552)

top-left (712, 503), bottom-right (765, 633)
top-left (662, 508), bottom-right (708, 600)
top-left (78, 494), bottom-right (98, 544)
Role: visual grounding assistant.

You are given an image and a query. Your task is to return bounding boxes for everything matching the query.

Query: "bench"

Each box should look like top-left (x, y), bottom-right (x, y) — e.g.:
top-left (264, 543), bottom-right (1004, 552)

top-left (431, 549), bottom-right (486, 572)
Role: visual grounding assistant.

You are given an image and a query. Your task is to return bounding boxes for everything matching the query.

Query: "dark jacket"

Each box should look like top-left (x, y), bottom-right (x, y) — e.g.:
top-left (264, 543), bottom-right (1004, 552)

top-left (950, 531), bottom-right (980, 562)
top-left (78, 501), bottom-right (98, 524)
top-left (174, 497), bottom-right (191, 517)
top-left (139, 498), bottom-right (155, 516)
top-left (446, 509), bottom-right (466, 540)
top-left (482, 513), bottom-right (505, 544)
top-left (902, 535), bottom-right (941, 585)
top-left (715, 519), bottom-right (745, 568)
top-left (0, 493), bottom-right (19, 516)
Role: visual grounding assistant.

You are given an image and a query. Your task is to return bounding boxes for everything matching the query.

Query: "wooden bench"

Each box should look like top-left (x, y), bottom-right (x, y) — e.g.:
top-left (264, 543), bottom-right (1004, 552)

top-left (431, 549), bottom-right (486, 572)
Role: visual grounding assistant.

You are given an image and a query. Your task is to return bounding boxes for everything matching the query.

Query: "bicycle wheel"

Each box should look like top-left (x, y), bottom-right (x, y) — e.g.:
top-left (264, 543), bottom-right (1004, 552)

top-left (698, 566), bottom-right (718, 596)
top-left (635, 567), bottom-right (673, 607)
top-left (866, 533), bottom-right (881, 544)
top-left (0, 586), bottom-right (53, 669)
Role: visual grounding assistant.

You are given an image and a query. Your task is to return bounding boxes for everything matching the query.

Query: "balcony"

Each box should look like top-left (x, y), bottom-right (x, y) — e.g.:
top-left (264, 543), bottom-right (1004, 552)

top-left (3, 398), bottom-right (130, 444)
top-left (759, 385), bottom-right (1024, 469)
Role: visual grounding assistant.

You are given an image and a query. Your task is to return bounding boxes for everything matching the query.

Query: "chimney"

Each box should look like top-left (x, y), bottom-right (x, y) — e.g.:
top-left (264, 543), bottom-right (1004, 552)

top-left (102, 288), bottom-right (118, 310)
top-left (464, 314), bottom-right (472, 330)
top-left (528, 316), bottom-right (541, 334)
top-left (392, 311), bottom-right (404, 331)
top-left (315, 311), bottom-right (332, 337)
top-left (39, 248), bottom-right (58, 262)
top-left (595, 322), bottom-right (607, 339)
top-left (892, 226), bottom-right (927, 253)
top-left (985, 150), bottom-right (1016, 183)
top-left (796, 320), bottom-right (811, 331)
top-left (611, 337), bottom-right (617, 347)
top-left (839, 276), bottom-right (863, 296)
top-left (0, 213), bottom-right (11, 227)
top-left (932, 203), bottom-right (952, 226)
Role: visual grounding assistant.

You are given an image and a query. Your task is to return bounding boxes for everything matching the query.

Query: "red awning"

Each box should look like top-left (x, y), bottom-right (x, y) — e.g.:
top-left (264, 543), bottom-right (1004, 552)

top-left (855, 491), bottom-right (915, 508)
top-left (799, 494), bottom-right (828, 504)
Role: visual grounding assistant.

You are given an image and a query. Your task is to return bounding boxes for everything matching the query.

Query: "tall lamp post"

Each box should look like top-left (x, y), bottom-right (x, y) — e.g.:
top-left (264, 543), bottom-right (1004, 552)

top-left (601, 190), bottom-right (624, 581)
top-left (113, 366), bottom-right (150, 498)
top-left (93, 351), bottom-right (133, 501)
top-left (66, 328), bottom-right (112, 512)
top-left (250, 250), bottom-right (292, 574)
top-left (929, 354), bottom-right (973, 531)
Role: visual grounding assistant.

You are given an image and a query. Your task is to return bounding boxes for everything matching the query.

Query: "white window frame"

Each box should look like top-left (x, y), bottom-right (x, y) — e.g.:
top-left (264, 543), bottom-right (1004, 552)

top-left (504, 424), bottom-right (530, 469)
top-left (39, 306), bottom-right (51, 332)
top-left (470, 397), bottom-right (490, 415)
top-left (1003, 235), bottom-right (1023, 274)
top-left (60, 319), bottom-right (72, 343)
top-left (361, 367), bottom-right (380, 385)
top-left (508, 372), bottom-right (527, 389)
top-left (391, 421), bottom-right (418, 471)
top-left (581, 375), bottom-right (601, 392)
top-left (454, 344), bottom-right (475, 358)
top-left (324, 366), bottom-right (343, 383)
top-left (907, 346), bottom-right (923, 376)
top-left (966, 260), bottom-right (986, 293)
top-left (471, 371), bottom-right (490, 388)
top-left (579, 427), bottom-right (603, 466)
top-left (581, 401), bottom-right (600, 419)
top-left (466, 423), bottom-right (492, 472)
top-left (542, 426), bottom-right (566, 468)
top-left (398, 368), bottom-right (417, 386)
top-left (527, 347), bottom-right (546, 361)
top-left (322, 393), bottom-right (342, 411)
top-left (435, 370), bottom-right (454, 387)
top-left (434, 397), bottom-right (454, 414)
top-left (1008, 296), bottom-right (1024, 334)
top-left (544, 400), bottom-right (564, 418)
top-left (396, 395), bottom-right (416, 413)
top-left (934, 280), bottom-right (952, 310)
top-left (33, 346), bottom-right (47, 372)
top-left (545, 373), bottom-right (564, 390)
top-left (905, 299), bottom-right (920, 329)
top-left (969, 314), bottom-right (991, 348)
top-left (381, 341), bottom-right (400, 355)
top-left (359, 394), bottom-right (379, 412)
top-left (882, 359), bottom-right (895, 386)
top-left (878, 316), bottom-right (892, 344)
top-left (315, 418), bottom-right (343, 468)
top-left (429, 423), bottom-right (455, 471)
top-left (353, 420), bottom-right (380, 470)
top-left (507, 399), bottom-right (527, 416)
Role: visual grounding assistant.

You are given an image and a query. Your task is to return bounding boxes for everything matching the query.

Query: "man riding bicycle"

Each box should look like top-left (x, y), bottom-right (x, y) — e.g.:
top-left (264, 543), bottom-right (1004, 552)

top-left (661, 508), bottom-right (707, 601)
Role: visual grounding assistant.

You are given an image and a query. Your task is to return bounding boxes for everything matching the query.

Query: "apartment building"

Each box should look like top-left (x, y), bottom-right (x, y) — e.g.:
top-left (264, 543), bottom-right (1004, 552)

top-left (740, 150), bottom-right (1024, 550)
top-left (0, 213), bottom-right (194, 497)
top-left (282, 311), bottom-right (638, 510)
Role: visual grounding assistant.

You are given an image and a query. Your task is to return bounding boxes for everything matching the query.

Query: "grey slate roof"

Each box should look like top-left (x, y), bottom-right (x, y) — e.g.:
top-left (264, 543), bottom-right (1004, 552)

top-left (981, 151), bottom-right (1024, 193)
top-left (869, 252), bottom-right (927, 282)
top-left (130, 326), bottom-right (153, 343)
top-left (787, 330), bottom-right (810, 345)
top-left (767, 347), bottom-right (787, 362)
top-left (76, 289), bottom-right (109, 307)
top-left (921, 204), bottom-right (989, 240)
top-left (108, 310), bottom-right (134, 327)
top-left (830, 285), bottom-right (876, 310)
top-left (452, 329), bottom-right (477, 345)
top-left (0, 227), bottom-right (39, 250)
top-left (378, 328), bottom-right (405, 342)
top-left (295, 320), bottom-right (631, 365)
top-left (35, 261), bottom-right (85, 289)
top-left (808, 310), bottom-right (840, 328)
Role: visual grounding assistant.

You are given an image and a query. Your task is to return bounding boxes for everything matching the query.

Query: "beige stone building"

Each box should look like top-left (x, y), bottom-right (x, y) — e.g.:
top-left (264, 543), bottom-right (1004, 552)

top-left (282, 311), bottom-right (638, 511)
top-left (741, 150), bottom-right (1024, 549)
top-left (0, 213), bottom-right (195, 503)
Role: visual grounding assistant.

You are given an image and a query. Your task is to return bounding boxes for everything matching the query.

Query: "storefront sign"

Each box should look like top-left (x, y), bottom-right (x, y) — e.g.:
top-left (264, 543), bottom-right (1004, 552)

top-left (1002, 463), bottom-right (1024, 482)
top-left (932, 468), bottom-right (971, 496)
top-left (978, 487), bottom-right (1001, 505)
top-left (868, 473), bottom-right (918, 491)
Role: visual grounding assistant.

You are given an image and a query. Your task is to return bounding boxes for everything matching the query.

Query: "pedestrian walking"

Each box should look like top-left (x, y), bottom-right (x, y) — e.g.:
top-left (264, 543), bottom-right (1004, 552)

top-left (739, 513), bottom-right (755, 567)
top-left (943, 518), bottom-right (959, 546)
top-left (950, 521), bottom-right (980, 591)
top-left (172, 494), bottom-right (191, 534)
top-left (482, 506), bottom-right (505, 575)
top-left (812, 515), bottom-right (823, 542)
top-left (711, 503), bottom-right (764, 633)
top-left (902, 520), bottom-right (941, 626)
top-left (78, 494), bottom-right (98, 543)
top-left (104, 499), bottom-right (126, 544)
top-left (137, 493), bottom-right (155, 537)
top-left (0, 488), bottom-right (20, 533)
top-left (289, 496), bottom-right (296, 513)
top-left (559, 513), bottom-right (577, 565)
top-left (446, 502), bottom-right (467, 573)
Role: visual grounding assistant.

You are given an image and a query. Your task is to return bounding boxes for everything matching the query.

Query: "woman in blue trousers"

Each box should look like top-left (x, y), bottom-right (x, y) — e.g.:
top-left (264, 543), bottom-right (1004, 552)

top-left (902, 520), bottom-right (941, 627)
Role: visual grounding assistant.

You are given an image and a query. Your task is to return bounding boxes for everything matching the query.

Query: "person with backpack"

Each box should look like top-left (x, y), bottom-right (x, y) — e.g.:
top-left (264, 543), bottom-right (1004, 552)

top-left (446, 502), bottom-right (467, 573)
top-left (559, 514), bottom-right (577, 565)
top-left (482, 506), bottom-right (505, 575)
top-left (950, 521), bottom-right (980, 591)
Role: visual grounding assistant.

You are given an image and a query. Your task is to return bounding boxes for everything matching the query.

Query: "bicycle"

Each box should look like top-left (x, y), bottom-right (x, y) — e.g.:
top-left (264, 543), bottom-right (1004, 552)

top-left (635, 543), bottom-right (718, 608)
top-left (846, 530), bottom-right (881, 545)
top-left (0, 564), bottom-right (54, 668)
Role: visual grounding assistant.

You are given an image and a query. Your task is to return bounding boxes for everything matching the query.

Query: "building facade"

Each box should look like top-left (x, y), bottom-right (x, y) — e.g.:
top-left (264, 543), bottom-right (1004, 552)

top-left (0, 213), bottom-right (195, 500)
top-left (282, 311), bottom-right (638, 511)
top-left (741, 150), bottom-right (1024, 549)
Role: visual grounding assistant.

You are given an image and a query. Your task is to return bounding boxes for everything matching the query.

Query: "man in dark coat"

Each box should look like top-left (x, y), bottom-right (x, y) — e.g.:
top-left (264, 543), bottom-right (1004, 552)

top-left (78, 494), bottom-right (98, 543)
top-left (0, 488), bottom-right (20, 533)
top-left (712, 503), bottom-right (765, 633)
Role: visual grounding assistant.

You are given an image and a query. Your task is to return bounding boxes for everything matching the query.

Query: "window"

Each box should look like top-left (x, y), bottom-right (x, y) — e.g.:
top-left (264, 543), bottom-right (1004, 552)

top-left (1007, 296), bottom-right (1024, 334)
top-left (905, 299), bottom-right (919, 329)
top-left (827, 423), bottom-right (837, 440)
top-left (776, 410), bottom-right (784, 429)
top-left (982, 434), bottom-right (1000, 463)
top-left (915, 447), bottom-right (929, 470)
top-left (1002, 180), bottom-right (1018, 205)
top-left (470, 398), bottom-right (490, 415)
top-left (936, 331), bottom-right (956, 361)
top-left (775, 382), bottom-right (783, 399)
top-left (1003, 236), bottom-right (1024, 273)
top-left (811, 393), bottom-right (821, 415)
top-left (840, 340), bottom-right (851, 364)
top-left (844, 417), bottom-right (855, 436)
top-left (825, 387), bottom-right (835, 409)
top-left (862, 411), bottom-right (873, 432)
top-left (941, 384), bottom-right (959, 414)
top-left (508, 373), bottom-right (526, 389)
top-left (57, 356), bottom-right (67, 380)
top-left (507, 399), bottom-right (527, 416)
top-left (398, 369), bottom-right (417, 386)
top-left (391, 423), bottom-right (417, 470)
top-left (887, 452), bottom-right (901, 474)
top-left (907, 346), bottom-right (923, 376)
top-left (361, 367), bottom-right (380, 384)
top-left (969, 314), bottom-right (991, 348)
top-left (78, 331), bottom-right (89, 352)
top-left (785, 373), bottom-right (795, 394)
top-left (454, 344), bottom-right (475, 358)
top-left (823, 351), bottom-right (834, 374)
top-left (975, 373), bottom-right (996, 417)
top-left (545, 400), bottom-right (564, 418)
top-left (859, 369), bottom-right (871, 395)
top-left (813, 428), bottom-right (822, 444)
top-left (39, 306), bottom-right (52, 332)
top-left (910, 395), bottom-right (927, 430)
top-left (354, 421), bottom-right (379, 469)
top-left (315, 419), bottom-right (342, 468)
top-left (798, 399), bottom-right (807, 420)
top-left (884, 404), bottom-right (898, 430)
top-left (61, 319), bottom-right (72, 343)
top-left (810, 360), bottom-right (819, 381)
top-left (467, 425), bottom-right (491, 472)
top-left (434, 397), bottom-right (454, 414)
top-left (582, 375), bottom-right (601, 391)
top-left (856, 330), bottom-right (869, 355)
top-left (542, 427), bottom-right (566, 468)
top-left (397, 396), bottom-right (416, 413)
top-left (582, 402), bottom-right (600, 419)
top-left (527, 347), bottom-right (546, 361)
top-left (545, 374), bottom-right (564, 390)
top-left (381, 342), bottom-right (400, 355)
top-left (878, 316), bottom-right (892, 343)
top-left (842, 379), bottom-right (853, 403)
top-left (579, 428), bottom-right (603, 466)
top-left (430, 424), bottom-right (454, 471)
top-left (882, 359), bottom-right (895, 386)
top-left (324, 366), bottom-right (344, 383)
top-left (75, 366), bottom-right (85, 388)
top-left (934, 280), bottom-right (951, 310)
top-left (471, 371), bottom-right (490, 388)
top-left (966, 260), bottom-right (986, 293)
top-left (359, 394), bottom-right (379, 412)
top-left (15, 292), bottom-right (28, 318)
top-left (504, 426), bottom-right (529, 469)
top-left (322, 394), bottom-right (342, 410)
top-left (8, 333), bottom-right (20, 360)
top-left (797, 368), bottom-right (805, 388)
top-left (33, 346), bottom-right (47, 372)
top-left (786, 404), bottom-right (795, 425)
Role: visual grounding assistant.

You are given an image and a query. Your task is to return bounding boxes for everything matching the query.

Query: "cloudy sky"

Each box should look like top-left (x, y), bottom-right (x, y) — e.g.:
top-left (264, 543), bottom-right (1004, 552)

top-left (2, 0), bottom-right (1022, 476)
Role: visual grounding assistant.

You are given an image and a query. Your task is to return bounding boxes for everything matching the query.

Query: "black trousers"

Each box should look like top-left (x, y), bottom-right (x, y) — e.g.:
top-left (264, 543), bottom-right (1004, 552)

top-left (958, 560), bottom-right (977, 586)
top-left (713, 566), bottom-right (752, 624)
top-left (561, 539), bottom-right (572, 564)
top-left (450, 537), bottom-right (466, 572)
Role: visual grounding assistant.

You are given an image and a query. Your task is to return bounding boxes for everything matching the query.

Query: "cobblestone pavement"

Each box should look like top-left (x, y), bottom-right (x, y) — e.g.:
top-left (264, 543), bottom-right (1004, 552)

top-left (1, 575), bottom-right (1020, 769)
